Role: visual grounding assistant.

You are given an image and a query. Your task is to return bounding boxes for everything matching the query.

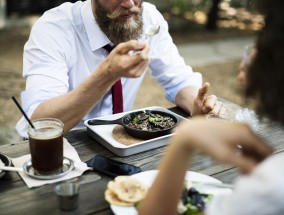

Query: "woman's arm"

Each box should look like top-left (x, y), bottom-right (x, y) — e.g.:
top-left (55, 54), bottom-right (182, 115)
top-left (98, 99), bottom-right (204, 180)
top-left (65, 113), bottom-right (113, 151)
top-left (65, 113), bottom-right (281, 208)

top-left (138, 133), bottom-right (193, 215)
top-left (139, 118), bottom-right (272, 215)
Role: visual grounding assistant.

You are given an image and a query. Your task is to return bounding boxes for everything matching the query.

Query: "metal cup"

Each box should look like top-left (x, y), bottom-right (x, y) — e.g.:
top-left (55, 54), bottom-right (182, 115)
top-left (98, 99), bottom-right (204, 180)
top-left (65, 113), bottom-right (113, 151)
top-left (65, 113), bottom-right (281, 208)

top-left (55, 182), bottom-right (80, 211)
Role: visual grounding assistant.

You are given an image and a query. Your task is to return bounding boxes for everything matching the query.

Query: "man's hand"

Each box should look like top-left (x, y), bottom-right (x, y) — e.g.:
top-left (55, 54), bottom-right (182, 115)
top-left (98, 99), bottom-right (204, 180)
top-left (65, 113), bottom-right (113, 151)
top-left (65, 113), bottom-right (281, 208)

top-left (192, 82), bottom-right (226, 116)
top-left (31, 40), bottom-right (150, 133)
top-left (102, 40), bottom-right (150, 82)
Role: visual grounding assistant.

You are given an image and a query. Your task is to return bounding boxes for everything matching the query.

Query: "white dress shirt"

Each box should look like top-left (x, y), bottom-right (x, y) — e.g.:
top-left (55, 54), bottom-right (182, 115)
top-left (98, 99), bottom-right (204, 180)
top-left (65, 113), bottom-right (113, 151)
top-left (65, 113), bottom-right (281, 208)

top-left (206, 153), bottom-right (284, 215)
top-left (16, 0), bottom-right (202, 137)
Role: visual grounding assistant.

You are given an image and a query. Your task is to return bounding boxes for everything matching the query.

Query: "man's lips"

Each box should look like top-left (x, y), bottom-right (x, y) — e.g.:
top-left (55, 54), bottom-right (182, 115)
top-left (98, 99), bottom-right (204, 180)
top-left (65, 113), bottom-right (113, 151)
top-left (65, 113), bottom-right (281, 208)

top-left (119, 12), bottom-right (135, 20)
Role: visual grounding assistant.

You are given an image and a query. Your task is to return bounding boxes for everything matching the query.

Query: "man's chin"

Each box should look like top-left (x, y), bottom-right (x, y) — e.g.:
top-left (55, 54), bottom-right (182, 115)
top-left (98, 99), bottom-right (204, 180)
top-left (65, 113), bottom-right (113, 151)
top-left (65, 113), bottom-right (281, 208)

top-left (106, 14), bottom-right (143, 44)
top-left (116, 19), bottom-right (140, 31)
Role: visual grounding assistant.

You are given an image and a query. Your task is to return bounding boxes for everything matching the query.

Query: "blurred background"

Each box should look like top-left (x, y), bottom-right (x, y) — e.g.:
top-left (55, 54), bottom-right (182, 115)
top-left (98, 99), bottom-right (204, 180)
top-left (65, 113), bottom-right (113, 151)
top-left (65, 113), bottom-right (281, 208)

top-left (0, 0), bottom-right (262, 144)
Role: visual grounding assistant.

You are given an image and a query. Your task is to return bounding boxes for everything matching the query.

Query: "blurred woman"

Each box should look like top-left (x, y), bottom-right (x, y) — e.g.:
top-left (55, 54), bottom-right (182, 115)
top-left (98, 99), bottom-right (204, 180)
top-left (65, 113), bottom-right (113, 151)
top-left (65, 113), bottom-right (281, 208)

top-left (237, 44), bottom-right (256, 87)
top-left (139, 0), bottom-right (284, 214)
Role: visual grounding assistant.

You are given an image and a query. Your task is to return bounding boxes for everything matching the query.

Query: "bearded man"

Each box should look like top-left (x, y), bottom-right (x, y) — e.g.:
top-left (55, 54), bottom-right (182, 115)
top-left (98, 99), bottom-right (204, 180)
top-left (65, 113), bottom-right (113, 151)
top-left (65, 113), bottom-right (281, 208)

top-left (16, 0), bottom-right (224, 138)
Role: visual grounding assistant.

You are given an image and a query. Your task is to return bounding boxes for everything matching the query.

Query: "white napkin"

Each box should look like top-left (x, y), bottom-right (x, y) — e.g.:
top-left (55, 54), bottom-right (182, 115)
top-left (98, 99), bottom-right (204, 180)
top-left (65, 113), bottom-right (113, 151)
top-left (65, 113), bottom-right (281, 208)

top-left (12, 138), bottom-right (90, 188)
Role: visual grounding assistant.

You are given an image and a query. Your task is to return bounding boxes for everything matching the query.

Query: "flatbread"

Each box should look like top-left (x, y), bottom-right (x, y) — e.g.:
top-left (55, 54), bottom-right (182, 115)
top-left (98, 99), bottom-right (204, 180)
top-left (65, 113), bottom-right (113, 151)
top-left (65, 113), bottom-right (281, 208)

top-left (104, 189), bottom-right (133, 206)
top-left (112, 125), bottom-right (142, 145)
top-left (107, 176), bottom-right (148, 203)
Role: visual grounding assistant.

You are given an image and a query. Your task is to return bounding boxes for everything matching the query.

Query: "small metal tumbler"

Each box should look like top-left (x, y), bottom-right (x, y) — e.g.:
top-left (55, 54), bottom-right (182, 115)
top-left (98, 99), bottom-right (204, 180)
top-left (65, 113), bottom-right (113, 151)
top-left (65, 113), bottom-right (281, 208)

top-left (55, 182), bottom-right (80, 211)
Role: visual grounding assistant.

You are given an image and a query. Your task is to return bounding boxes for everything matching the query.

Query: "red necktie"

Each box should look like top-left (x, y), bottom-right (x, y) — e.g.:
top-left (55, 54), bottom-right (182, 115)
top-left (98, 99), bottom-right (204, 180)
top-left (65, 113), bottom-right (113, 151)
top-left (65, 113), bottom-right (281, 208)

top-left (103, 44), bottom-right (124, 114)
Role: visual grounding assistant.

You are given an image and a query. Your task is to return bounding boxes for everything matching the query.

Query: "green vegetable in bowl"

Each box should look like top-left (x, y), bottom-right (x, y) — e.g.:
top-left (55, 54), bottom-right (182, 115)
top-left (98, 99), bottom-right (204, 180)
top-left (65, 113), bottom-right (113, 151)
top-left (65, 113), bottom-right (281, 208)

top-left (133, 117), bottom-right (140, 124)
top-left (127, 112), bottom-right (176, 131)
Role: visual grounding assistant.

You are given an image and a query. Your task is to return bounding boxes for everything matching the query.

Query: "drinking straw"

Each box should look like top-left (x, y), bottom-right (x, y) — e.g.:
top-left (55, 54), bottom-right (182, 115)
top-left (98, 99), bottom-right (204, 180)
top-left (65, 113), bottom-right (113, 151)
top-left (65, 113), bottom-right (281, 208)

top-left (11, 96), bottom-right (35, 129)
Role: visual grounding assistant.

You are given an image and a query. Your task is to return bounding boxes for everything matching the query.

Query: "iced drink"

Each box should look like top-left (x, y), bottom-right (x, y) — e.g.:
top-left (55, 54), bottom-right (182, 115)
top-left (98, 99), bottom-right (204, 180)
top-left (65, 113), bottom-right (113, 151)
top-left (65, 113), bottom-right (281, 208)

top-left (28, 118), bottom-right (64, 175)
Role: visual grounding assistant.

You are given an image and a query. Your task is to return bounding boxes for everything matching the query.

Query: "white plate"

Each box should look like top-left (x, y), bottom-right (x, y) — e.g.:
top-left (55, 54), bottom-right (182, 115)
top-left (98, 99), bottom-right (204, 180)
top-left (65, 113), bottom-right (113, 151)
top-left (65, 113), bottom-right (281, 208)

top-left (85, 106), bottom-right (187, 156)
top-left (110, 170), bottom-right (232, 215)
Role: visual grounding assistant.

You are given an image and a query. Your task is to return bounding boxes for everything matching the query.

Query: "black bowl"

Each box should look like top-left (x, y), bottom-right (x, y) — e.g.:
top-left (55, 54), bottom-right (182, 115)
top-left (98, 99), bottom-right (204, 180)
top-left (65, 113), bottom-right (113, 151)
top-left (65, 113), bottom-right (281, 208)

top-left (121, 110), bottom-right (178, 140)
top-left (0, 153), bottom-right (12, 178)
top-left (88, 110), bottom-right (178, 140)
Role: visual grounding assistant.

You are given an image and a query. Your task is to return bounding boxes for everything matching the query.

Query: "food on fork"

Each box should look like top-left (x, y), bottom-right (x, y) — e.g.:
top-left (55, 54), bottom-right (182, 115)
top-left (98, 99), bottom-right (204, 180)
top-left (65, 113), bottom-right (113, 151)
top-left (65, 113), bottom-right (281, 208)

top-left (105, 176), bottom-right (148, 206)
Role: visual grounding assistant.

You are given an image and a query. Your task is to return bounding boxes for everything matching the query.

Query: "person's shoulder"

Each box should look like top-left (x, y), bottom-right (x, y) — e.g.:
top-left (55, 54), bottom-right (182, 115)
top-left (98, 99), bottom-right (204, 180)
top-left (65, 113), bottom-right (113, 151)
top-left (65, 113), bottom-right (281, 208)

top-left (261, 153), bottom-right (284, 167)
top-left (28, 2), bottom-right (82, 48)
top-left (142, 2), bottom-right (165, 23)
top-left (142, 2), bottom-right (160, 15)
top-left (34, 1), bottom-right (84, 32)
top-left (143, 2), bottom-right (158, 10)
top-left (254, 154), bottom-right (284, 188)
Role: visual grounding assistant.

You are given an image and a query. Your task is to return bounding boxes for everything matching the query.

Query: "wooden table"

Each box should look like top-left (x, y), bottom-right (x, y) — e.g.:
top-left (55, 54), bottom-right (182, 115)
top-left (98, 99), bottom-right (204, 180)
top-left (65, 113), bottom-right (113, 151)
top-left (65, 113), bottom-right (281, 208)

top-left (0, 102), bottom-right (284, 215)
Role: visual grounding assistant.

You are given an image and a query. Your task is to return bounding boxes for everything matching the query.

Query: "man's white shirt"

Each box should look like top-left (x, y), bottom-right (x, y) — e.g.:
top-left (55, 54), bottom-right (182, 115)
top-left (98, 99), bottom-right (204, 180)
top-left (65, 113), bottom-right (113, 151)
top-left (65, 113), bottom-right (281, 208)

top-left (16, 0), bottom-right (202, 137)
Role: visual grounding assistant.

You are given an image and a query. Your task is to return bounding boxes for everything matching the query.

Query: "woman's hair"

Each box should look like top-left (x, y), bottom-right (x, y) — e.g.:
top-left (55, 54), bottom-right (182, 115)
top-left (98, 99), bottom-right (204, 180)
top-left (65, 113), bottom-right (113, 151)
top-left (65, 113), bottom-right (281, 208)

top-left (246, 0), bottom-right (284, 125)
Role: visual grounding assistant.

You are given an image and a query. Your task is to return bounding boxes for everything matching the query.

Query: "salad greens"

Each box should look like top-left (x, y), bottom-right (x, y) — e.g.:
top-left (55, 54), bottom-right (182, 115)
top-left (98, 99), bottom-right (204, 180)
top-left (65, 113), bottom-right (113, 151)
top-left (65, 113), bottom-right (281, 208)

top-left (178, 181), bottom-right (213, 215)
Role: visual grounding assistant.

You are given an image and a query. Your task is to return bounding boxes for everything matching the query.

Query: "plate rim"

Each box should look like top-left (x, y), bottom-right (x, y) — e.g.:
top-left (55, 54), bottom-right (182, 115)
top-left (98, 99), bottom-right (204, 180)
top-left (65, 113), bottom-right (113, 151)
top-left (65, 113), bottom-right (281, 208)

top-left (110, 170), bottom-right (231, 215)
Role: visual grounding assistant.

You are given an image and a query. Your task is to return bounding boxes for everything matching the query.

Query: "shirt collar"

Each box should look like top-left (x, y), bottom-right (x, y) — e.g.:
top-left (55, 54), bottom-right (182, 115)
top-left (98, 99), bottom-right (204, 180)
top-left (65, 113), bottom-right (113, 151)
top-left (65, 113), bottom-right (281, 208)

top-left (81, 0), bottom-right (110, 51)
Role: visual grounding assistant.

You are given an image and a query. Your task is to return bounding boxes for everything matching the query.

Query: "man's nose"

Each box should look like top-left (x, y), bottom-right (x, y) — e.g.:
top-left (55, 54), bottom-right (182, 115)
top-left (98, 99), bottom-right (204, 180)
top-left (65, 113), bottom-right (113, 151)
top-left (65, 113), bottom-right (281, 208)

top-left (120, 0), bottom-right (135, 8)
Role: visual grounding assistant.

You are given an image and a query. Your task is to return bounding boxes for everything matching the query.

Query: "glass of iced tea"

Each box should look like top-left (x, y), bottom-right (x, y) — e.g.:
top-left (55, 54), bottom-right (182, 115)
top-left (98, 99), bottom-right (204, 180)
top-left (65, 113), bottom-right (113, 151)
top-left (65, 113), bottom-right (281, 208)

top-left (28, 118), bottom-right (64, 175)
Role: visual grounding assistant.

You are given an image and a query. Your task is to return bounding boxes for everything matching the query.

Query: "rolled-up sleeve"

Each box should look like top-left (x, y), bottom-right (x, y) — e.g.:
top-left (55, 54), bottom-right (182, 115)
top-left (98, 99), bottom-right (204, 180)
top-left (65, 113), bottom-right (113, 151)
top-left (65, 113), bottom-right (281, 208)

top-left (16, 17), bottom-right (74, 137)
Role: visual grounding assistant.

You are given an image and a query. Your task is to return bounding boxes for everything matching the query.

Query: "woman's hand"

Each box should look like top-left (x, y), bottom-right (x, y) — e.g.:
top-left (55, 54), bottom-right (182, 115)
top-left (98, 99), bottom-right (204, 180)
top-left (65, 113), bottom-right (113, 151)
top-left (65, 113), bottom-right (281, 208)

top-left (174, 118), bottom-right (273, 174)
top-left (139, 118), bottom-right (272, 215)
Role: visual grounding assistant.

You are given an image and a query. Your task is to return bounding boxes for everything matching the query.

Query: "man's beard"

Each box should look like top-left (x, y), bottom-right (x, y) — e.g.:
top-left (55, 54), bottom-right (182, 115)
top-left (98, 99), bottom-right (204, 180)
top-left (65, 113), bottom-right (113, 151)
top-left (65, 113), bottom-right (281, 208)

top-left (94, 0), bottom-right (143, 45)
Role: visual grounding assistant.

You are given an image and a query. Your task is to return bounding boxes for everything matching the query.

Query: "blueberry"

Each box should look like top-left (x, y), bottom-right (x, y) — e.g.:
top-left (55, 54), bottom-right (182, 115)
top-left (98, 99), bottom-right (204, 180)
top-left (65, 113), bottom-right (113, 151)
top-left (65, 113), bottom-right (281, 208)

top-left (188, 187), bottom-right (198, 196)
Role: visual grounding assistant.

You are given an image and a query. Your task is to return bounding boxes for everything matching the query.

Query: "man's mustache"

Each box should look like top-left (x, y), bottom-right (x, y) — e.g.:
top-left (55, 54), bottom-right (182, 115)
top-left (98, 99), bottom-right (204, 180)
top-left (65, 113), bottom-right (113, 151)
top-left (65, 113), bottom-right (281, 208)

top-left (107, 6), bottom-right (142, 19)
